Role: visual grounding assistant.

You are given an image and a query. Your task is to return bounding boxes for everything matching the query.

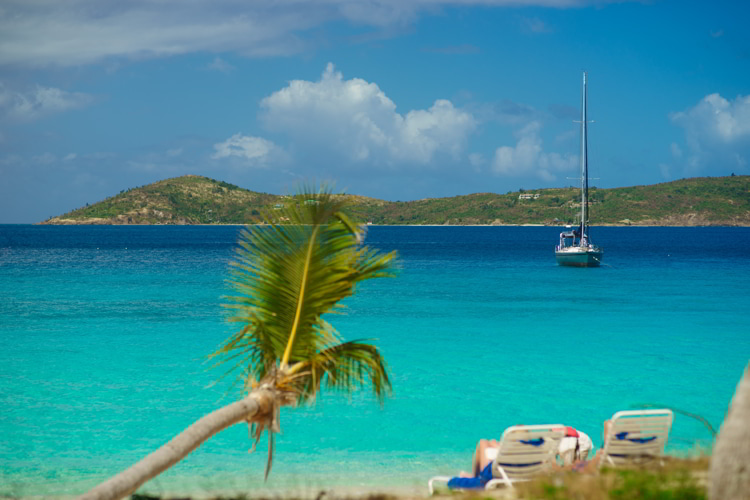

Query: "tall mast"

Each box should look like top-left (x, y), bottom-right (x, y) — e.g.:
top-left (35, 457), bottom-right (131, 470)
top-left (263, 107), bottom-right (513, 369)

top-left (580, 71), bottom-right (589, 242)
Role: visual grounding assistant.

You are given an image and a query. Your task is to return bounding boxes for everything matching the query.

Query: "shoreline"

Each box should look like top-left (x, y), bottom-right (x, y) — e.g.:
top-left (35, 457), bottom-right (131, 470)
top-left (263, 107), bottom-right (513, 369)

top-left (29, 221), bottom-right (750, 228)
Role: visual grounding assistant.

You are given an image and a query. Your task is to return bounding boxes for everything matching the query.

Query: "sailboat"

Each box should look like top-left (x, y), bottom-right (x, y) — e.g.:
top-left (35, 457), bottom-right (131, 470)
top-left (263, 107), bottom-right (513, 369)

top-left (555, 72), bottom-right (603, 267)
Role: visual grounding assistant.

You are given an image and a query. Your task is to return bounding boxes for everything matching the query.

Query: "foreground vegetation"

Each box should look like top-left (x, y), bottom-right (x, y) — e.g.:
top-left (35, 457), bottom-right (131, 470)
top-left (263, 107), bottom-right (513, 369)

top-left (42, 174), bottom-right (750, 226)
top-left (519, 458), bottom-right (708, 500)
top-left (127, 457), bottom-right (709, 500)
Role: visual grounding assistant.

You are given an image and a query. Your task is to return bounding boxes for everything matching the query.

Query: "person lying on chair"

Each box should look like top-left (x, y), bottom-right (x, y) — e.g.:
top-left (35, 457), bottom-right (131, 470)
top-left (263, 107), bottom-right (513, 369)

top-left (457, 426), bottom-right (593, 482)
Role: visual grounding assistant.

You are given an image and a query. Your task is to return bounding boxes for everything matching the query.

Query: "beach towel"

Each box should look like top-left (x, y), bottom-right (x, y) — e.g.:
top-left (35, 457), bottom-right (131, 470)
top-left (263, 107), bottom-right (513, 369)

top-left (446, 462), bottom-right (494, 489)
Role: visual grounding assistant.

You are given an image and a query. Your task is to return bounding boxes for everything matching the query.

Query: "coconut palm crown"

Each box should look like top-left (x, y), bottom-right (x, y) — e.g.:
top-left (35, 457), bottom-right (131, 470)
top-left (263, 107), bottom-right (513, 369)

top-left (214, 187), bottom-right (397, 402)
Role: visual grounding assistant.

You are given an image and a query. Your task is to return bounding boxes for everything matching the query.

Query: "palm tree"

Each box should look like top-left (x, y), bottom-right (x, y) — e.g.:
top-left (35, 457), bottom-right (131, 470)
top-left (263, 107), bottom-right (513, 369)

top-left (709, 362), bottom-right (750, 500)
top-left (80, 189), bottom-right (398, 500)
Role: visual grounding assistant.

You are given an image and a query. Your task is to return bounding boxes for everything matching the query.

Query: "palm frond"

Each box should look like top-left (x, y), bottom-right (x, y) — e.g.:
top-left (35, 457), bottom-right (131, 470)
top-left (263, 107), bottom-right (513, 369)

top-left (213, 185), bottom-right (398, 400)
top-left (288, 340), bottom-right (392, 405)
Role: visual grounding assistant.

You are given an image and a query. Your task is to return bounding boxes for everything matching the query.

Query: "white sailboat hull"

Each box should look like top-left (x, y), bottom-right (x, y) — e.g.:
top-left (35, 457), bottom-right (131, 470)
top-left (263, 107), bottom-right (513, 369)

top-left (555, 246), bottom-right (603, 267)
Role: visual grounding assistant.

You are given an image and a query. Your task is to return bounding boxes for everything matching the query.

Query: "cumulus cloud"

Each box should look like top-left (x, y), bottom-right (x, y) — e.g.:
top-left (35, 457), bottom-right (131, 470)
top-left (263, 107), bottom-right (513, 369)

top-left (0, 0), bottom-right (633, 68)
top-left (491, 121), bottom-right (578, 181)
top-left (0, 82), bottom-right (93, 121)
top-left (259, 63), bottom-right (476, 166)
top-left (212, 134), bottom-right (282, 167)
top-left (670, 93), bottom-right (750, 172)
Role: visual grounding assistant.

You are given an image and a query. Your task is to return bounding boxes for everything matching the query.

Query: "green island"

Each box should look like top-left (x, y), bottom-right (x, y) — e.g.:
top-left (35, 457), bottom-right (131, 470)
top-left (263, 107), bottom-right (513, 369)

top-left (41, 174), bottom-right (750, 226)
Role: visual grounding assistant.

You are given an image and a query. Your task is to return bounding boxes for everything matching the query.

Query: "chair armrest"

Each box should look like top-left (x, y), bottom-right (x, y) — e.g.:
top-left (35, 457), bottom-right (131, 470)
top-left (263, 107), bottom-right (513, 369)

top-left (428, 476), bottom-right (452, 495)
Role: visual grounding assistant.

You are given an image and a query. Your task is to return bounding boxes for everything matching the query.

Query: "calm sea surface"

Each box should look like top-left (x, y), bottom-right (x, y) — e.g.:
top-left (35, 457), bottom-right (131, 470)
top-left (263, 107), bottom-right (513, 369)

top-left (1, 225), bottom-right (749, 497)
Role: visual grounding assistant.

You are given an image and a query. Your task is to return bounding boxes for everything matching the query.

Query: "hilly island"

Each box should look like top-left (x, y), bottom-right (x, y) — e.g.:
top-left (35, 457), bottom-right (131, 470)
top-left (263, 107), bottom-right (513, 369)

top-left (41, 174), bottom-right (750, 226)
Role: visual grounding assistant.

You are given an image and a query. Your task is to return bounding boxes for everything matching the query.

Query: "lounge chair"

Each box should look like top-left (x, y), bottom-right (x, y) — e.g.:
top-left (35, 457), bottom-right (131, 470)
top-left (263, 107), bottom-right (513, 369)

top-left (428, 424), bottom-right (566, 495)
top-left (599, 409), bottom-right (673, 469)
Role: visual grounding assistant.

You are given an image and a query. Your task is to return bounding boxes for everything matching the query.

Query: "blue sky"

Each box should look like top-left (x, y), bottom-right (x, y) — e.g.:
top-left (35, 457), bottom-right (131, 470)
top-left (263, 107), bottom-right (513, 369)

top-left (1, 0), bottom-right (749, 223)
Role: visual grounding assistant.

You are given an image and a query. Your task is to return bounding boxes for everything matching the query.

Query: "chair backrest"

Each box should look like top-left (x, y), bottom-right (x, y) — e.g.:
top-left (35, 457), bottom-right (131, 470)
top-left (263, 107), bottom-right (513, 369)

top-left (491, 424), bottom-right (566, 480)
top-left (600, 409), bottom-right (673, 468)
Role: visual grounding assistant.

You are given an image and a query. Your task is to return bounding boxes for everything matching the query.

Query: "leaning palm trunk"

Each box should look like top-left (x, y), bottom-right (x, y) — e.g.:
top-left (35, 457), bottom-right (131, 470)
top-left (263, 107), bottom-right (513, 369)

top-left (80, 389), bottom-right (273, 500)
top-left (709, 362), bottom-right (750, 500)
top-left (79, 188), bottom-right (396, 500)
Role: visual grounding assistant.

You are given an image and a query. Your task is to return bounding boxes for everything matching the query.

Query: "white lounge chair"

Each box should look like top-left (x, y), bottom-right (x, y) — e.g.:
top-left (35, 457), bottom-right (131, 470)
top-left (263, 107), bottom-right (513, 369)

top-left (599, 409), bottom-right (673, 469)
top-left (428, 424), bottom-right (566, 495)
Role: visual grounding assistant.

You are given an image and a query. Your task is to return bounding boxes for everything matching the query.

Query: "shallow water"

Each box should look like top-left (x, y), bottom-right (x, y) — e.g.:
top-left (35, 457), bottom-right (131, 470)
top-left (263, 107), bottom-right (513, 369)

top-left (1, 225), bottom-right (748, 497)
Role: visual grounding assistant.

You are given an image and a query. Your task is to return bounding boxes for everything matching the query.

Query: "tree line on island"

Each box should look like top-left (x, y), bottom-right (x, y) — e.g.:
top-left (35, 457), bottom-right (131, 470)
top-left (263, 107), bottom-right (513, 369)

top-left (43, 174), bottom-right (750, 226)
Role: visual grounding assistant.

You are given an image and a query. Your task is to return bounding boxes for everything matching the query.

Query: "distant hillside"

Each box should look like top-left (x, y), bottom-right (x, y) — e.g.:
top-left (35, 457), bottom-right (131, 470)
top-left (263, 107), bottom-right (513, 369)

top-left (42, 175), bottom-right (383, 225)
top-left (43, 176), bottom-right (277, 225)
top-left (42, 174), bottom-right (750, 226)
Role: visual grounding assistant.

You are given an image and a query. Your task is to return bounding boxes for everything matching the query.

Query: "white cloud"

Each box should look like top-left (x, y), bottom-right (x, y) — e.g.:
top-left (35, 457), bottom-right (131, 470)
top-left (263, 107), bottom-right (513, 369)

top-left (0, 82), bottom-right (93, 121)
top-left (670, 93), bottom-right (750, 173)
top-left (212, 134), bottom-right (282, 167)
top-left (166, 148), bottom-right (183, 157)
top-left (671, 93), bottom-right (750, 143)
top-left (260, 63), bottom-right (476, 166)
top-left (670, 142), bottom-right (682, 158)
top-left (491, 121), bottom-right (578, 181)
top-left (0, 1), bottom-right (630, 68)
top-left (0, 2), bottom-right (315, 67)
top-left (63, 153), bottom-right (77, 161)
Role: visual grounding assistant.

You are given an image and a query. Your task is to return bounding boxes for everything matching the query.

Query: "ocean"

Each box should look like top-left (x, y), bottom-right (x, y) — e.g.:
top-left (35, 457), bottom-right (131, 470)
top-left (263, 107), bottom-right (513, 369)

top-left (1, 225), bottom-right (749, 498)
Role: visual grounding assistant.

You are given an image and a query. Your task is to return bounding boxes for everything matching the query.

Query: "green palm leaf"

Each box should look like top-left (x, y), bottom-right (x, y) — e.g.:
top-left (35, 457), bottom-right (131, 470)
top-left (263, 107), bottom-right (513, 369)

top-left (212, 186), bottom-right (397, 402)
top-left (290, 339), bottom-right (392, 404)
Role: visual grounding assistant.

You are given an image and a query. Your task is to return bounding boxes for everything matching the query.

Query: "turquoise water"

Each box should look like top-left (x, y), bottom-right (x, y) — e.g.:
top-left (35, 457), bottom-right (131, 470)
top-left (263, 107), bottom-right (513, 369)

top-left (1, 225), bottom-right (749, 498)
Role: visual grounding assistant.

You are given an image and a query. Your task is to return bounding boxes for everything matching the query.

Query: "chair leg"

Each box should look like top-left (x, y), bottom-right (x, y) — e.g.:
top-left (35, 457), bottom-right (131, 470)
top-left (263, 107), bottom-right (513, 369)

top-left (494, 466), bottom-right (513, 488)
top-left (427, 476), bottom-right (451, 495)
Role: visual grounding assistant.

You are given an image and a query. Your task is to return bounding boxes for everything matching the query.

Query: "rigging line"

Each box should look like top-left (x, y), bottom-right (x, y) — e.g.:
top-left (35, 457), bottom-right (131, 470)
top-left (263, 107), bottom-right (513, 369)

top-left (592, 255), bottom-right (612, 268)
